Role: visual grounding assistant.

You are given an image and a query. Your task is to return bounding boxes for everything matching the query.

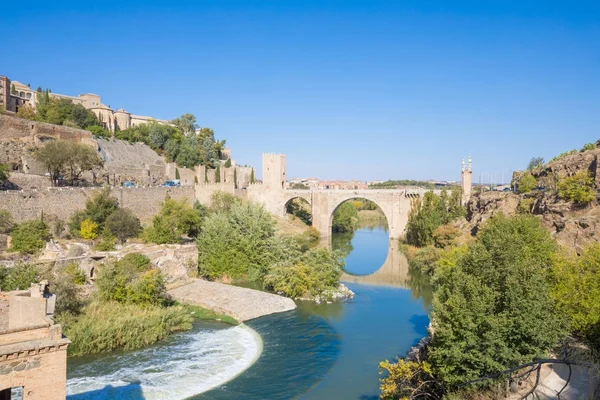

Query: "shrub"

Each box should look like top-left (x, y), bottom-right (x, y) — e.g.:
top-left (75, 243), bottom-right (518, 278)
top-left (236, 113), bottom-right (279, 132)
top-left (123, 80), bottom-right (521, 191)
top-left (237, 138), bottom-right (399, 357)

top-left (408, 245), bottom-right (442, 275)
top-left (210, 190), bottom-right (240, 213)
top-left (63, 262), bottom-right (86, 285)
top-left (517, 173), bottom-right (537, 194)
top-left (379, 359), bottom-right (442, 400)
top-left (549, 149), bottom-right (577, 163)
top-left (79, 218), bottom-right (98, 239)
top-left (105, 208), bottom-right (141, 244)
top-left (557, 171), bottom-right (596, 203)
top-left (517, 198), bottom-right (535, 214)
top-left (61, 301), bottom-right (193, 356)
top-left (0, 210), bottom-right (14, 234)
top-left (68, 187), bottom-right (118, 234)
top-left (95, 236), bottom-right (116, 251)
top-left (581, 143), bottom-right (596, 152)
top-left (0, 263), bottom-right (40, 291)
top-left (53, 278), bottom-right (85, 317)
top-left (143, 197), bottom-right (201, 244)
top-left (10, 219), bottom-right (51, 254)
top-left (432, 224), bottom-right (459, 248)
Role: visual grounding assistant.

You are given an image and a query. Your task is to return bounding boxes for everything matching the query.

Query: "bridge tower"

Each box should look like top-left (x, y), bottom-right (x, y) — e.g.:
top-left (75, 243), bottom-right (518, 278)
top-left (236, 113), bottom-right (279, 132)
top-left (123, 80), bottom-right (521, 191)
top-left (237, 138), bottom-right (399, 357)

top-left (262, 153), bottom-right (286, 191)
top-left (461, 156), bottom-right (472, 205)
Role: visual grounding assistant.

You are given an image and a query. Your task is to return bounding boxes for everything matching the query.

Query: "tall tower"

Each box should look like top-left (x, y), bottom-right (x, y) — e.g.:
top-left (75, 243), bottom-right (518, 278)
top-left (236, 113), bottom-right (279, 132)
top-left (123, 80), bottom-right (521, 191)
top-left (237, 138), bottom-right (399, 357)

top-left (262, 153), bottom-right (286, 191)
top-left (461, 156), bottom-right (472, 205)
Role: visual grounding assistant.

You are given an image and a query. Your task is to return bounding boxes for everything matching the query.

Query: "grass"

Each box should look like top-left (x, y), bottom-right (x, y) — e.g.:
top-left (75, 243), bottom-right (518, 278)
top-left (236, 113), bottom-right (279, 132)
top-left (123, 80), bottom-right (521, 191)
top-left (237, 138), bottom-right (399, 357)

top-left (178, 302), bottom-right (239, 325)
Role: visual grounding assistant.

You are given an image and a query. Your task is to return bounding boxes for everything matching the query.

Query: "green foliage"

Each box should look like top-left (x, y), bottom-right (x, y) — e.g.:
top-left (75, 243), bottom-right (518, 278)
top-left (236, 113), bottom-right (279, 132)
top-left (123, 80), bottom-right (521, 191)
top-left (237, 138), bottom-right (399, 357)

top-left (0, 263), bottom-right (40, 291)
top-left (34, 140), bottom-right (103, 185)
top-left (432, 224), bottom-right (459, 248)
top-left (35, 93), bottom-right (103, 129)
top-left (16, 104), bottom-right (37, 120)
top-left (379, 359), bottom-right (441, 400)
top-left (0, 210), bottom-right (14, 234)
top-left (407, 245), bottom-right (443, 275)
top-left (60, 301), bottom-right (193, 356)
top-left (116, 118), bottom-right (225, 169)
top-left (581, 143), bottom-right (596, 152)
top-left (290, 182), bottom-right (309, 189)
top-left (215, 165), bottom-right (221, 183)
top-left (428, 214), bottom-right (562, 388)
top-left (63, 262), bottom-right (86, 285)
top-left (96, 253), bottom-right (167, 306)
top-left (250, 168), bottom-right (255, 184)
top-left (95, 236), bottom-right (116, 251)
top-left (527, 157), bottom-right (545, 171)
top-left (517, 198), bottom-right (535, 214)
top-left (517, 173), bottom-right (537, 193)
top-left (209, 190), bottom-right (240, 213)
top-left (332, 202), bottom-right (358, 233)
top-left (0, 104), bottom-right (5, 114)
top-left (170, 113), bottom-right (198, 135)
top-left (53, 278), bottom-right (85, 317)
top-left (79, 218), bottom-right (98, 239)
top-left (549, 245), bottom-right (600, 349)
top-left (10, 219), bottom-right (51, 254)
top-left (369, 180), bottom-right (438, 190)
top-left (224, 158), bottom-right (232, 168)
top-left (406, 188), bottom-right (465, 247)
top-left (549, 149), bottom-right (577, 164)
top-left (557, 171), bottom-right (596, 203)
top-left (87, 125), bottom-right (109, 138)
top-left (68, 187), bottom-right (118, 235)
top-left (263, 248), bottom-right (343, 299)
top-left (286, 198), bottom-right (312, 225)
top-left (143, 197), bottom-right (202, 244)
top-left (104, 208), bottom-right (141, 244)
top-left (175, 168), bottom-right (180, 180)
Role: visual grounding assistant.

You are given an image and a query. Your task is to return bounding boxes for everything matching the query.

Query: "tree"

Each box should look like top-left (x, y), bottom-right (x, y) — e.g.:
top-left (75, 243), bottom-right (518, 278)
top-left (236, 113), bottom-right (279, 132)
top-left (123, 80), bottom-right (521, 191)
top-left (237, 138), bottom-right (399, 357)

top-left (428, 214), bottom-right (563, 388)
top-left (143, 197), bottom-right (202, 244)
top-left (10, 219), bottom-right (51, 254)
top-left (69, 187), bottom-right (119, 235)
top-left (0, 210), bottom-right (14, 234)
top-left (234, 167), bottom-right (238, 189)
top-left (105, 208), bottom-right (141, 244)
top-left (10, 84), bottom-right (16, 95)
top-left (0, 263), bottom-right (39, 291)
top-left (527, 157), bottom-right (545, 171)
top-left (332, 202), bottom-right (358, 233)
top-left (34, 141), bottom-right (103, 185)
top-left (79, 218), bottom-right (98, 240)
top-left (0, 163), bottom-right (10, 182)
top-left (171, 113), bottom-right (198, 135)
top-left (87, 125), bottom-right (109, 138)
top-left (379, 359), bottom-right (442, 400)
top-left (16, 104), bottom-right (37, 120)
top-left (224, 158), bottom-right (232, 168)
top-left (517, 173), bottom-right (537, 193)
top-left (215, 165), bottom-right (221, 183)
top-left (557, 171), bottom-right (596, 203)
top-left (250, 168), bottom-right (255, 184)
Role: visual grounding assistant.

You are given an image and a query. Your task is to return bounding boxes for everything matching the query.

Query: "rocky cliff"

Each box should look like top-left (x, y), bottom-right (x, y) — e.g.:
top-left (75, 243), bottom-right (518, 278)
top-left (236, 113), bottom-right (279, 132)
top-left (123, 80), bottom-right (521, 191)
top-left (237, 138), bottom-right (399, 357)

top-left (464, 143), bottom-right (600, 254)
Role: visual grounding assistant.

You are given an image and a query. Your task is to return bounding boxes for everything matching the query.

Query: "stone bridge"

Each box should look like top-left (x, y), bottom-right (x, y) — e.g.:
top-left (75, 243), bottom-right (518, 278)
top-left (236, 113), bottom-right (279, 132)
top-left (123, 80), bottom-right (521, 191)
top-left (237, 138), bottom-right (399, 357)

top-left (279, 188), bottom-right (432, 239)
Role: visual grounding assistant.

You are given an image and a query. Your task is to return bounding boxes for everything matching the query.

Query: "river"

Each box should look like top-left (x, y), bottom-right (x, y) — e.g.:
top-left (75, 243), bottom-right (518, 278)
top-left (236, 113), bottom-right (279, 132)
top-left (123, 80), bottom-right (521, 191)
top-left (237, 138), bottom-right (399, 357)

top-left (66, 220), bottom-right (432, 399)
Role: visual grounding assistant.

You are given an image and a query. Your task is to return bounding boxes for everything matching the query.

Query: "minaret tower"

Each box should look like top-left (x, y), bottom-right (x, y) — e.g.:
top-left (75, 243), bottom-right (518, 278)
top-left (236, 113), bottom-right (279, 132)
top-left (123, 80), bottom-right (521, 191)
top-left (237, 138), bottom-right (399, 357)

top-left (461, 156), bottom-right (472, 205)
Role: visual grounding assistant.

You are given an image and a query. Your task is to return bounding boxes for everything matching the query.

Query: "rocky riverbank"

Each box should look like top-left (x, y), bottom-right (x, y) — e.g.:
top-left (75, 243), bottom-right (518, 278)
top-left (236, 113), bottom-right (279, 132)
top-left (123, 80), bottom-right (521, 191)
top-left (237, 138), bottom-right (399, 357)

top-left (168, 278), bottom-right (297, 322)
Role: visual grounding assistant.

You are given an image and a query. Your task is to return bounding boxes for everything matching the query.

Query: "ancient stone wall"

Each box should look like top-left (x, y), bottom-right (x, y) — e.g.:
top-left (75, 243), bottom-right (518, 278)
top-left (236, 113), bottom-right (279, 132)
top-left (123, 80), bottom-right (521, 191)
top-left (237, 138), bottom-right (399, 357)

top-left (195, 182), bottom-right (235, 206)
top-left (0, 114), bottom-right (95, 146)
top-left (0, 186), bottom-right (195, 223)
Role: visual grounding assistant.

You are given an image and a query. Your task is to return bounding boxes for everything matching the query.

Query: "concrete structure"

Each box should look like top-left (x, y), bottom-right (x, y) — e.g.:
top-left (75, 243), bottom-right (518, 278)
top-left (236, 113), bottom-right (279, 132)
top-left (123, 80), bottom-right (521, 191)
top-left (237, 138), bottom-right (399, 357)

top-left (461, 155), bottom-right (473, 204)
top-left (1, 76), bottom-right (171, 133)
top-left (0, 282), bottom-right (70, 400)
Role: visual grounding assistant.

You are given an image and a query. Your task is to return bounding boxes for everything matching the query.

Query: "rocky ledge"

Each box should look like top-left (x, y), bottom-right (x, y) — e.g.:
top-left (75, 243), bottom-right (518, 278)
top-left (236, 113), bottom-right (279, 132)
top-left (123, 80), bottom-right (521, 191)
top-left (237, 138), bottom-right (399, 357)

top-left (298, 283), bottom-right (355, 304)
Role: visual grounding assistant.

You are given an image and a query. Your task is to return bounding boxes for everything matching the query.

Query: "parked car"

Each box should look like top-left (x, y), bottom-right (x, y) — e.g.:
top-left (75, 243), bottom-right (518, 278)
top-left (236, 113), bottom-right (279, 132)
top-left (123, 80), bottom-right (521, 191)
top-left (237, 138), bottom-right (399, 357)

top-left (123, 181), bottom-right (136, 188)
top-left (162, 180), bottom-right (181, 187)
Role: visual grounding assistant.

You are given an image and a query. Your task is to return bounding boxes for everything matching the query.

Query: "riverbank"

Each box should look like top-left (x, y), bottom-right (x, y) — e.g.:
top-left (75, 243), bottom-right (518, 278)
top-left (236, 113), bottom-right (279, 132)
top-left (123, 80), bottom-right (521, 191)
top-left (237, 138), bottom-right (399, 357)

top-left (168, 278), bottom-right (297, 322)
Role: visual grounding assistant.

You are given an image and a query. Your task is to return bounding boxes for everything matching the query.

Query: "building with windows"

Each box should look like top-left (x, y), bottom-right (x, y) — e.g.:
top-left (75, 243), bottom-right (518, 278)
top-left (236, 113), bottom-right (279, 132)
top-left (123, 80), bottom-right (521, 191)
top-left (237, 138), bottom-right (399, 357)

top-left (0, 75), bottom-right (170, 132)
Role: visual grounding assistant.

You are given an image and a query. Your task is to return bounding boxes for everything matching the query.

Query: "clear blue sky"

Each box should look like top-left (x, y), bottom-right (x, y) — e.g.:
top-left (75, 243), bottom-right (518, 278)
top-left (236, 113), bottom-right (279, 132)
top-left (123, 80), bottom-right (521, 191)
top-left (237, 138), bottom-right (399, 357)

top-left (2, 1), bottom-right (599, 182)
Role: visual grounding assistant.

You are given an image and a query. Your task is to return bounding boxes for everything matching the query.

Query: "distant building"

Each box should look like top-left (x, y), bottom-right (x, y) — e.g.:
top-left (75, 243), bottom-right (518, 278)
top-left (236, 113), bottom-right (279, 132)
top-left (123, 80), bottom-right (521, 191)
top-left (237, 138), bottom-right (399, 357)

top-left (0, 75), bottom-right (171, 133)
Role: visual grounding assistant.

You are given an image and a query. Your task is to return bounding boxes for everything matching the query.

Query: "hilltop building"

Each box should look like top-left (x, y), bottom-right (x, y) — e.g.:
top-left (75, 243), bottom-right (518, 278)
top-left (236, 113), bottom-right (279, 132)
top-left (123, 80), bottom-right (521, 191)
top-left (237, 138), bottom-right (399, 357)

top-left (0, 75), bottom-right (170, 133)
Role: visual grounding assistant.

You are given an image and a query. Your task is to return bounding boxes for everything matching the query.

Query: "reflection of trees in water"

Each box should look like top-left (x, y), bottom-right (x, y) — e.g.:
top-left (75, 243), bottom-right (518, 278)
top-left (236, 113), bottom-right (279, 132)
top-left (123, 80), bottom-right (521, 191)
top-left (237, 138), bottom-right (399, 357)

top-left (331, 231), bottom-right (355, 258)
top-left (406, 264), bottom-right (433, 309)
top-left (296, 299), bottom-right (346, 322)
top-left (357, 216), bottom-right (389, 232)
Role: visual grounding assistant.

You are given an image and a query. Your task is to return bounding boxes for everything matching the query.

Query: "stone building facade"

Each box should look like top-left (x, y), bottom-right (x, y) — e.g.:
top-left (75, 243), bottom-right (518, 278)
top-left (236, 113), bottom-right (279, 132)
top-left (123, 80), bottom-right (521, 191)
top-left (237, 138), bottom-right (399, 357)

top-left (0, 282), bottom-right (70, 400)
top-left (0, 75), bottom-right (171, 133)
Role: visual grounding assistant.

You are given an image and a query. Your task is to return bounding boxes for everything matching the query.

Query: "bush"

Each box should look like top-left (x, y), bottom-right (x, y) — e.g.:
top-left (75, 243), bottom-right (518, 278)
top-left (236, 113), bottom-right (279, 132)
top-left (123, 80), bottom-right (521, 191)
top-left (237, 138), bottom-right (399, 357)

top-left (105, 208), bottom-right (141, 244)
top-left (61, 301), bottom-right (193, 356)
top-left (379, 359), bottom-right (442, 400)
top-left (407, 245), bottom-right (442, 275)
top-left (428, 214), bottom-right (562, 388)
top-left (0, 210), bottom-right (14, 234)
top-left (0, 263), bottom-right (40, 291)
top-left (549, 149), bottom-right (577, 163)
top-left (79, 218), bottom-right (98, 239)
top-left (95, 236), bottom-right (116, 251)
top-left (95, 254), bottom-right (167, 306)
top-left (557, 171), bottom-right (596, 203)
top-left (143, 197), bottom-right (202, 244)
top-left (581, 143), bottom-right (596, 152)
top-left (263, 248), bottom-right (343, 299)
top-left (517, 173), bottom-right (537, 194)
top-left (53, 278), bottom-right (85, 317)
top-left (68, 187), bottom-right (118, 235)
top-left (210, 190), bottom-right (240, 213)
top-left (63, 262), bottom-right (86, 285)
top-left (432, 224), bottom-right (459, 248)
top-left (517, 198), bottom-right (535, 214)
top-left (10, 219), bottom-right (51, 254)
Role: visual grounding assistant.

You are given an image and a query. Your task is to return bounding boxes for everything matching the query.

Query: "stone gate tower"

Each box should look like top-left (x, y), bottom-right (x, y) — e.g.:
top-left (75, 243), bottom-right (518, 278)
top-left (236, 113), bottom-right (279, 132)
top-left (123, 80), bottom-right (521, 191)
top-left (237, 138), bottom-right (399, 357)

top-left (461, 156), bottom-right (472, 205)
top-left (262, 153), bottom-right (286, 191)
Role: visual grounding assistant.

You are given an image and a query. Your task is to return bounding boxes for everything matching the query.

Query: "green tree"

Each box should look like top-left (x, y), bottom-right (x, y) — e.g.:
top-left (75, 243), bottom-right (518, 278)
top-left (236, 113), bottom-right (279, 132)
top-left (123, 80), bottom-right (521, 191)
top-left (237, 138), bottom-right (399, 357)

top-left (143, 197), bottom-right (202, 244)
top-left (557, 171), bottom-right (596, 203)
top-left (215, 165), bottom-right (221, 183)
top-left (105, 208), bottom-right (141, 244)
top-left (332, 202), bottom-right (358, 233)
top-left (224, 158), bottom-right (232, 168)
top-left (0, 164), bottom-right (10, 183)
top-left (428, 214), bottom-right (563, 388)
top-left (175, 168), bottom-right (181, 180)
top-left (0, 210), bottom-right (14, 234)
top-left (171, 113), bottom-right (198, 135)
top-left (250, 168), bottom-right (255, 184)
top-left (34, 141), bottom-right (103, 185)
top-left (10, 219), bottom-right (51, 254)
top-left (16, 104), bottom-right (37, 120)
top-left (527, 157), bottom-right (545, 171)
top-left (517, 173), bottom-right (537, 193)
top-left (68, 187), bottom-right (119, 235)
top-left (0, 263), bottom-right (39, 291)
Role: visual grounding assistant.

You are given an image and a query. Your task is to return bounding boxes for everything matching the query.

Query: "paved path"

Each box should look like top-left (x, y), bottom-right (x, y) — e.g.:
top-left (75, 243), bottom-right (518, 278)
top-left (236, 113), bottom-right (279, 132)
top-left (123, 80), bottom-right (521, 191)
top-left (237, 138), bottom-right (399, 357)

top-left (168, 279), bottom-right (297, 322)
top-left (531, 364), bottom-right (598, 399)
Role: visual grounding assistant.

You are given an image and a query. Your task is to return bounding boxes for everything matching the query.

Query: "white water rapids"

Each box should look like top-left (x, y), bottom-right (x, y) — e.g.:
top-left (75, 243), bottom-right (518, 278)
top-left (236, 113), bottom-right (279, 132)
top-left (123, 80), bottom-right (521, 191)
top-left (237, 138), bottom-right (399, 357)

top-left (66, 324), bottom-right (262, 400)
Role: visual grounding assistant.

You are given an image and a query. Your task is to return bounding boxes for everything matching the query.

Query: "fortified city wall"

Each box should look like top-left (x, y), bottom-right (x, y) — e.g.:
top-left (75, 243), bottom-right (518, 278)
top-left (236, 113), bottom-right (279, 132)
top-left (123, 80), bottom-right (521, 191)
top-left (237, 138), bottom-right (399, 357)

top-left (0, 186), bottom-right (195, 223)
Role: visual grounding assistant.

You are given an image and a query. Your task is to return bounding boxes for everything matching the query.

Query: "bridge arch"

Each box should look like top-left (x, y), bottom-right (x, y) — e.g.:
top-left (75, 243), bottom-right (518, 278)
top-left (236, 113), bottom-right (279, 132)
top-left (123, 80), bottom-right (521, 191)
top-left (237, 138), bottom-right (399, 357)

top-left (328, 196), bottom-right (390, 235)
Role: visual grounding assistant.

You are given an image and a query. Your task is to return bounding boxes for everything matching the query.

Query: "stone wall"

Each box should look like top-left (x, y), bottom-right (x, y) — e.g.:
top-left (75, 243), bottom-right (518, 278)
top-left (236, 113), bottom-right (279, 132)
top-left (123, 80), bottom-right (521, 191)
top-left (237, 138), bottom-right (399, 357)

top-left (0, 186), bottom-right (195, 224)
top-left (0, 114), bottom-right (95, 146)
top-left (195, 182), bottom-right (235, 206)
